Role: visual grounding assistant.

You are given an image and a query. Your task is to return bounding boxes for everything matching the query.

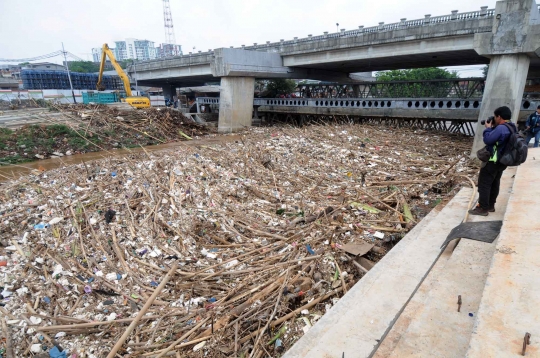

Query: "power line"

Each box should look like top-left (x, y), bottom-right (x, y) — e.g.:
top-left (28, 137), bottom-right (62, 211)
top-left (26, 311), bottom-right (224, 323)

top-left (0, 50), bottom-right (84, 63)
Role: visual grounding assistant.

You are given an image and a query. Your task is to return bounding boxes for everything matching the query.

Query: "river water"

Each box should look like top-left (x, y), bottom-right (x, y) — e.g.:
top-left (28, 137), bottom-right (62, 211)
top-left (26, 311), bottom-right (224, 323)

top-left (0, 135), bottom-right (240, 183)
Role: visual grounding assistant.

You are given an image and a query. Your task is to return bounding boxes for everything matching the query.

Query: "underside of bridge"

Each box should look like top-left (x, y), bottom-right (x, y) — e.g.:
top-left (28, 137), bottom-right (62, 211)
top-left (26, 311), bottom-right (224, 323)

top-left (137, 74), bottom-right (216, 88)
top-left (285, 49), bottom-right (490, 73)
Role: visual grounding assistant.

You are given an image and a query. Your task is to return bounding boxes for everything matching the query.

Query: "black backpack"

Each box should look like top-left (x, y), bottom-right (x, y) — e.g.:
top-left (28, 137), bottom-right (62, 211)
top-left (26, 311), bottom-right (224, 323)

top-left (499, 123), bottom-right (528, 166)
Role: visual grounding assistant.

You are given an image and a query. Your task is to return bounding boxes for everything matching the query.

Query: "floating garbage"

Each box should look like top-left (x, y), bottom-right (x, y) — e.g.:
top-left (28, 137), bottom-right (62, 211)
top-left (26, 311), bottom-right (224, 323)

top-left (0, 123), bottom-right (476, 356)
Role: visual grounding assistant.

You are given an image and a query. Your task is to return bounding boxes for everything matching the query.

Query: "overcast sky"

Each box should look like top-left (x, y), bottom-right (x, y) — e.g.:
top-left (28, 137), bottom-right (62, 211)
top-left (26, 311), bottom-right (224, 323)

top-left (1, 0), bottom-right (495, 76)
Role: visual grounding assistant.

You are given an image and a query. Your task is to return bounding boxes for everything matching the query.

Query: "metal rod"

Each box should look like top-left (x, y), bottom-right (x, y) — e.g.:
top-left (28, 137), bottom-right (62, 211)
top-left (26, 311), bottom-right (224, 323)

top-left (61, 42), bottom-right (76, 104)
top-left (132, 60), bottom-right (138, 95)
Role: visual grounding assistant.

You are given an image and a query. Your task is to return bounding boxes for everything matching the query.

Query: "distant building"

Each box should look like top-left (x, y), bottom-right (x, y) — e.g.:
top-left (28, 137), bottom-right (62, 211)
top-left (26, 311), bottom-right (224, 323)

top-left (22, 62), bottom-right (66, 71)
top-left (92, 39), bottom-right (182, 62)
top-left (113, 41), bottom-right (128, 61)
top-left (157, 43), bottom-right (182, 58)
top-left (92, 48), bottom-right (102, 62)
top-left (0, 77), bottom-right (20, 90)
top-left (107, 39), bottom-right (158, 61)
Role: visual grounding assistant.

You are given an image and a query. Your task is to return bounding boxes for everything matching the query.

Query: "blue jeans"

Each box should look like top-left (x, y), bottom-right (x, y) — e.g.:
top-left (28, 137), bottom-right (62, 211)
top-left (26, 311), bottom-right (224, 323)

top-left (526, 131), bottom-right (540, 148)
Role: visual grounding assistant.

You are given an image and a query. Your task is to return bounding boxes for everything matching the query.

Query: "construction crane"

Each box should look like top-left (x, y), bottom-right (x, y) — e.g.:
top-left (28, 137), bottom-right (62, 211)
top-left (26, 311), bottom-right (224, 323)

top-left (96, 43), bottom-right (150, 108)
top-left (162, 0), bottom-right (179, 55)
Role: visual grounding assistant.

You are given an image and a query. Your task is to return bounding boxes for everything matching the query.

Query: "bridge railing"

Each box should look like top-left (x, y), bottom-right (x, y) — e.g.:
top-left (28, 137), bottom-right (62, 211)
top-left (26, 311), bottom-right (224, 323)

top-left (243, 7), bottom-right (494, 52)
top-left (295, 78), bottom-right (486, 99)
top-left (255, 97), bottom-right (538, 112)
top-left (196, 97), bottom-right (538, 113)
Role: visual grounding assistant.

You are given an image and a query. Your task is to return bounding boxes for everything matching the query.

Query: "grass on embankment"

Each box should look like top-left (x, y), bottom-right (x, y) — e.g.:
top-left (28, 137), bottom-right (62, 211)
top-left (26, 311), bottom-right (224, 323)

top-left (0, 124), bottom-right (162, 166)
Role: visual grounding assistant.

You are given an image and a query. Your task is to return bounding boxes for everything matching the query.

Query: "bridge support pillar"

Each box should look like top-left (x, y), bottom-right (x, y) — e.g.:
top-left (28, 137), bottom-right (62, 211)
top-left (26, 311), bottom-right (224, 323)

top-left (162, 84), bottom-right (177, 102)
top-left (218, 77), bottom-right (255, 133)
top-left (471, 54), bottom-right (529, 155)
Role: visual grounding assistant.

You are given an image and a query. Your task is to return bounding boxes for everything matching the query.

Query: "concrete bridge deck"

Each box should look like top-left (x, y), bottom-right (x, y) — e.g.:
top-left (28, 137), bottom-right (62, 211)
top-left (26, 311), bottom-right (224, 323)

top-left (284, 148), bottom-right (540, 358)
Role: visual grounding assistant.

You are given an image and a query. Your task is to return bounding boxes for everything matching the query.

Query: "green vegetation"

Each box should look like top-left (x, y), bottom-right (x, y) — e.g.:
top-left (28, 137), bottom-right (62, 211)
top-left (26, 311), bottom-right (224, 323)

top-left (376, 67), bottom-right (458, 81)
top-left (68, 61), bottom-right (100, 73)
top-left (0, 124), bottom-right (97, 165)
top-left (375, 68), bottom-right (459, 97)
top-left (0, 155), bottom-right (33, 165)
top-left (118, 60), bottom-right (131, 69)
top-left (0, 128), bottom-right (14, 150)
top-left (263, 79), bottom-right (297, 97)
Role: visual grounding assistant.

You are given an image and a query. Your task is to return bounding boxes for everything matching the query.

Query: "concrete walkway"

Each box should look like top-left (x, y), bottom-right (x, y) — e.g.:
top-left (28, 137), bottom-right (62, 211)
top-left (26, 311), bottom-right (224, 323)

top-left (467, 148), bottom-right (540, 357)
top-left (284, 151), bottom-right (540, 358)
top-left (283, 188), bottom-right (473, 358)
top-left (377, 167), bottom-right (516, 358)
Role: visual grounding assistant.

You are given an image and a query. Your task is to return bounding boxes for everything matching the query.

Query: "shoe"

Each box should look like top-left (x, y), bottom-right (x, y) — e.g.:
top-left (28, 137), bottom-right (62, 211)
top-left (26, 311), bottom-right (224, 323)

top-left (488, 206), bottom-right (495, 212)
top-left (468, 206), bottom-right (489, 216)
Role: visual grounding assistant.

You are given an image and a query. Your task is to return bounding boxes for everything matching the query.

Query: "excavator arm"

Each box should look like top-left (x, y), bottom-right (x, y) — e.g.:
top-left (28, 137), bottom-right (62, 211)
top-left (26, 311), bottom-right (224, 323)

top-left (97, 43), bottom-right (132, 97)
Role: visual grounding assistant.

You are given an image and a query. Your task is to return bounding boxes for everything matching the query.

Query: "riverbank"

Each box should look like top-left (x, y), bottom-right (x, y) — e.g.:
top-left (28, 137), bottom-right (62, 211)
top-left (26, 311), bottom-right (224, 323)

top-left (0, 104), bottom-right (213, 165)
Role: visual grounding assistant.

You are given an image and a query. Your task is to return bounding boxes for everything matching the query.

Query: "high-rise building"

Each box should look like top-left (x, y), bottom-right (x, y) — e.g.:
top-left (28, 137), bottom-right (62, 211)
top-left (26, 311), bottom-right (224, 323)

top-left (112, 39), bottom-right (157, 61)
top-left (114, 41), bottom-right (128, 61)
top-left (92, 39), bottom-right (181, 62)
top-left (157, 43), bottom-right (182, 58)
top-left (92, 48), bottom-right (102, 62)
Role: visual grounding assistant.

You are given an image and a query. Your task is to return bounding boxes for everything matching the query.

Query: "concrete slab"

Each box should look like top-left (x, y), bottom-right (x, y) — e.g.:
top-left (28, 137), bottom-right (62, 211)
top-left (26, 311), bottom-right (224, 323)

top-left (283, 188), bottom-right (473, 358)
top-left (379, 168), bottom-right (516, 358)
top-left (467, 149), bottom-right (540, 358)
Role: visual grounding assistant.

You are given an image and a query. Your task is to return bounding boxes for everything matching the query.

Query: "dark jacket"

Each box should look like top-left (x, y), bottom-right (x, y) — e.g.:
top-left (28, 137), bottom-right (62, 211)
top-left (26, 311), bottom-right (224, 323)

top-left (526, 112), bottom-right (540, 134)
top-left (483, 121), bottom-right (517, 162)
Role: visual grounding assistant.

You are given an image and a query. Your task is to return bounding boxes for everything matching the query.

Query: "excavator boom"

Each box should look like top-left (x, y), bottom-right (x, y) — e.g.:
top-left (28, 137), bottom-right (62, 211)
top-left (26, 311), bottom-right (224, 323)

top-left (97, 44), bottom-right (132, 97)
top-left (95, 44), bottom-right (150, 108)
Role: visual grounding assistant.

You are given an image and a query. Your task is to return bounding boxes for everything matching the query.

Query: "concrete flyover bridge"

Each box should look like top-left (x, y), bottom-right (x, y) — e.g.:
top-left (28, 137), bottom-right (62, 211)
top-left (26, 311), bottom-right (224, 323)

top-left (131, 0), bottom-right (540, 149)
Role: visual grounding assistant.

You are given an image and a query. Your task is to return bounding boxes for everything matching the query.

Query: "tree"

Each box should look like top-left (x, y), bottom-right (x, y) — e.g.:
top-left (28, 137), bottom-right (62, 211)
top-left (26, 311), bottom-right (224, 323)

top-left (118, 60), bottom-right (131, 70)
top-left (375, 68), bottom-right (459, 97)
top-left (68, 61), bottom-right (100, 73)
top-left (376, 68), bottom-right (458, 81)
top-left (264, 79), bottom-right (297, 97)
top-left (18, 62), bottom-right (30, 66)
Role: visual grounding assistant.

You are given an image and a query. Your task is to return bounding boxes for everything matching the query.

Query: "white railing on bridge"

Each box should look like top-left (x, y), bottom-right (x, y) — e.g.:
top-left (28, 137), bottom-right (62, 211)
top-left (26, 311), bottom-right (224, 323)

top-left (196, 97), bottom-right (539, 112)
top-left (242, 7), bottom-right (494, 50)
top-left (255, 97), bottom-right (483, 111)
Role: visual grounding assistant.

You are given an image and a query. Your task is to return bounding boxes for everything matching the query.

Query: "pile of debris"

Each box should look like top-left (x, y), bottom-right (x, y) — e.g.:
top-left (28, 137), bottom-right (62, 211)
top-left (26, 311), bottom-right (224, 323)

top-left (0, 104), bottom-right (213, 165)
top-left (0, 99), bottom-right (47, 111)
top-left (0, 124), bottom-right (477, 357)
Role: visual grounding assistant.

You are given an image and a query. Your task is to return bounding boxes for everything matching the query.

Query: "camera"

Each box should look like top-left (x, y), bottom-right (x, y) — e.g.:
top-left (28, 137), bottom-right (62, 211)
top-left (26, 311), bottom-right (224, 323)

top-left (481, 116), bottom-right (494, 125)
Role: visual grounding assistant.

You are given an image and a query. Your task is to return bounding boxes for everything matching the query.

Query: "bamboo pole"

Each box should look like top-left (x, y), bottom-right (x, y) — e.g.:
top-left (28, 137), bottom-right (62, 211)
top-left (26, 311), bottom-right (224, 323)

top-left (107, 261), bottom-right (178, 358)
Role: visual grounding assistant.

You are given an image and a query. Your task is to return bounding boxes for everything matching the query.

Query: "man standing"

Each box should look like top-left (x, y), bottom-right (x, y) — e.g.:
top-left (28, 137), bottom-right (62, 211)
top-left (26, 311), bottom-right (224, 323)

top-left (469, 106), bottom-right (517, 216)
top-left (525, 105), bottom-right (540, 148)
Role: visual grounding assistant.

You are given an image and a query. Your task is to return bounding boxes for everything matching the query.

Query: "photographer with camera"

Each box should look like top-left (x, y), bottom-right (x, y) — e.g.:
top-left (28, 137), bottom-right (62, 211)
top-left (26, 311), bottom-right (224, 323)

top-left (469, 106), bottom-right (517, 216)
top-left (525, 105), bottom-right (540, 148)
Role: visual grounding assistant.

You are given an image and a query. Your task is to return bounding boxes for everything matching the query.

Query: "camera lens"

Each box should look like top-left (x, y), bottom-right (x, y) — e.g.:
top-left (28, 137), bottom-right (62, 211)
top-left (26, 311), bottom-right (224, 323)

top-left (481, 120), bottom-right (486, 125)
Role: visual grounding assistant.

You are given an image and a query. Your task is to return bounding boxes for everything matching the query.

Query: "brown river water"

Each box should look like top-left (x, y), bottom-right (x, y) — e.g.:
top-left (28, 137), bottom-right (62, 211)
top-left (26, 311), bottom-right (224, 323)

top-left (0, 135), bottom-right (241, 183)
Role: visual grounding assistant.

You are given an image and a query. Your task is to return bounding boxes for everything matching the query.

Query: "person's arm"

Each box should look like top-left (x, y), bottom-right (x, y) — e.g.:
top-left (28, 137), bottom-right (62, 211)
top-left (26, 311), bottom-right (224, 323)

top-left (526, 114), bottom-right (533, 129)
top-left (483, 125), bottom-right (505, 146)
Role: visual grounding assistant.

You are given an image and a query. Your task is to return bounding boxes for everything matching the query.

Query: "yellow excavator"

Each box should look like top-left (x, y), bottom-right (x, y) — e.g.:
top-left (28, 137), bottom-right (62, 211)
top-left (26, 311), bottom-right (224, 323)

top-left (96, 43), bottom-right (150, 109)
